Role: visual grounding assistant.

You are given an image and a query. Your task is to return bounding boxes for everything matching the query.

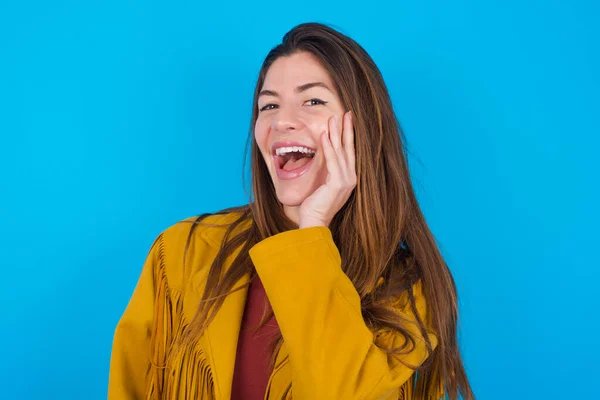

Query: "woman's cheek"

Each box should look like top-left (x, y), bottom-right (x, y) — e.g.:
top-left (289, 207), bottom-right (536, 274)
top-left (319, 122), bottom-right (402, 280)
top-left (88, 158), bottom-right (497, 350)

top-left (307, 119), bottom-right (329, 140)
top-left (254, 120), bottom-right (269, 149)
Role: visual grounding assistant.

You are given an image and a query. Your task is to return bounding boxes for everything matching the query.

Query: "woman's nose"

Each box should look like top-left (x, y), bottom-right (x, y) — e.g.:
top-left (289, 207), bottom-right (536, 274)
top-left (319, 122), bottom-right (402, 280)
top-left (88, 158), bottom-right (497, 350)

top-left (271, 108), bottom-right (303, 133)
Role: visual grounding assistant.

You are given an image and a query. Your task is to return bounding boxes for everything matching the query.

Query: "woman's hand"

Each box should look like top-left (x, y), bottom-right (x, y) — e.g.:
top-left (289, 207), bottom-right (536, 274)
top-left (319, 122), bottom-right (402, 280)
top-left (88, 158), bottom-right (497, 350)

top-left (298, 110), bottom-right (357, 229)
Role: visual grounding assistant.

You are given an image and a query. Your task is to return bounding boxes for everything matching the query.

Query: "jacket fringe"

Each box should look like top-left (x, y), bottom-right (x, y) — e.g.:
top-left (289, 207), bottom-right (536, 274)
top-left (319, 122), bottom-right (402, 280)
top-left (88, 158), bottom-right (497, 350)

top-left (144, 233), bottom-right (215, 399)
top-left (408, 363), bottom-right (446, 400)
top-left (398, 377), bottom-right (414, 399)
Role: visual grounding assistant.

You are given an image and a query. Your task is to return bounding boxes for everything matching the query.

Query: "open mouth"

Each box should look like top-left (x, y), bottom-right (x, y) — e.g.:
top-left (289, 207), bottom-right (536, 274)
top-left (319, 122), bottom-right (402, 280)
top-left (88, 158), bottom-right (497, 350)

top-left (272, 147), bottom-right (317, 180)
top-left (276, 150), bottom-right (316, 171)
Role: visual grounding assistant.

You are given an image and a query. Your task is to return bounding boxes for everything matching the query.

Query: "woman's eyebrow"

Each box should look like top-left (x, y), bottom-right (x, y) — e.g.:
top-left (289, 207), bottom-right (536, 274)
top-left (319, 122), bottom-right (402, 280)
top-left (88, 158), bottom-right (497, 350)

top-left (258, 81), bottom-right (331, 98)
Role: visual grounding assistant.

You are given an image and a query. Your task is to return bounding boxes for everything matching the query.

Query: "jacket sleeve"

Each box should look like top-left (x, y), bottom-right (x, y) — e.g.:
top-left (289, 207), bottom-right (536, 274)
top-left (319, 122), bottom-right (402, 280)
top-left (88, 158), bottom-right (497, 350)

top-left (248, 226), bottom-right (438, 400)
top-left (107, 234), bottom-right (162, 399)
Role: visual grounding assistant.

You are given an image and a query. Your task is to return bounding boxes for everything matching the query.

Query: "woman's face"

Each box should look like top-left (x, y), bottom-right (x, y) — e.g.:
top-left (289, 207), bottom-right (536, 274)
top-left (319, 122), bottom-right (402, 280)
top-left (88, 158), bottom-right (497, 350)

top-left (254, 51), bottom-right (346, 213)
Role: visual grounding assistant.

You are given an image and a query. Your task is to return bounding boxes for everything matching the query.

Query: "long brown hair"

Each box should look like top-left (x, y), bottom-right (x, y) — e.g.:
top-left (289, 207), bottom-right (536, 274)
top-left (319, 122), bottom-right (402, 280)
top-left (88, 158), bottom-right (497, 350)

top-left (177, 22), bottom-right (474, 399)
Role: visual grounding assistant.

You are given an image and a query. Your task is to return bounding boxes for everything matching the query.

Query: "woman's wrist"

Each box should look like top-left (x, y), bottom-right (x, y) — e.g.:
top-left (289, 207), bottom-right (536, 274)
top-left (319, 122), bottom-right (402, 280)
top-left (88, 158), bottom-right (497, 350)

top-left (298, 217), bottom-right (329, 229)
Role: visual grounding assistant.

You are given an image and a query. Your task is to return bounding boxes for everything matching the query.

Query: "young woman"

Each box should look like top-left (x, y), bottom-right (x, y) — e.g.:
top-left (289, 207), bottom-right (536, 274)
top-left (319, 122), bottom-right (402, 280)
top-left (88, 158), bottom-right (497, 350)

top-left (108, 22), bottom-right (474, 400)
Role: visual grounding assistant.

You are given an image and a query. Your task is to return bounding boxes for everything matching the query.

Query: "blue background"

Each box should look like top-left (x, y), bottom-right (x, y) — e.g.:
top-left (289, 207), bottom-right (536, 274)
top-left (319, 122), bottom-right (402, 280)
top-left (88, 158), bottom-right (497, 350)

top-left (1, 1), bottom-right (598, 399)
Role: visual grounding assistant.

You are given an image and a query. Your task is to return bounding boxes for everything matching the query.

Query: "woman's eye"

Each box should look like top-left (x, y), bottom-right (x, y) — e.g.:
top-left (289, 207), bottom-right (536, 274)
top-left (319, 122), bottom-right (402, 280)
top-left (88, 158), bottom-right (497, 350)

top-left (258, 98), bottom-right (328, 112)
top-left (259, 104), bottom-right (278, 112)
top-left (306, 98), bottom-right (328, 106)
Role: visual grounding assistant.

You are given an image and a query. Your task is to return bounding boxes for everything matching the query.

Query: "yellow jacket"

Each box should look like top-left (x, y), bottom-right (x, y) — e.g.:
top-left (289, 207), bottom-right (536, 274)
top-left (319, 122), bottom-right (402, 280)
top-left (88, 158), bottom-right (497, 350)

top-left (108, 212), bottom-right (438, 399)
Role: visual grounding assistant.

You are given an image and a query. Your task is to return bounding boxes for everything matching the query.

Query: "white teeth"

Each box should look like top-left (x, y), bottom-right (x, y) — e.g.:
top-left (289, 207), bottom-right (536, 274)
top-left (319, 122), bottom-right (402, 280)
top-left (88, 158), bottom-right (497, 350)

top-left (275, 146), bottom-right (316, 156)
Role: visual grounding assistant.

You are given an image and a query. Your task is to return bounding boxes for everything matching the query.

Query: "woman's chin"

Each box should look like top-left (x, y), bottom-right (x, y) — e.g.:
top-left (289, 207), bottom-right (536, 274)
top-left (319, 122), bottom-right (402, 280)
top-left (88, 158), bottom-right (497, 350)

top-left (276, 192), bottom-right (307, 207)
top-left (270, 165), bottom-right (325, 208)
top-left (275, 186), bottom-right (313, 207)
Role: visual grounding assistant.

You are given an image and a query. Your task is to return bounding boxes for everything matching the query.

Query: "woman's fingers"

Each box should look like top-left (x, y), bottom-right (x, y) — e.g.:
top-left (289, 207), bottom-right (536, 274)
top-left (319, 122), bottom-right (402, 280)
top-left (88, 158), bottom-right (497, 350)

top-left (321, 111), bottom-right (356, 190)
top-left (342, 111), bottom-right (356, 174)
top-left (321, 128), bottom-right (342, 182)
top-left (329, 114), bottom-right (343, 151)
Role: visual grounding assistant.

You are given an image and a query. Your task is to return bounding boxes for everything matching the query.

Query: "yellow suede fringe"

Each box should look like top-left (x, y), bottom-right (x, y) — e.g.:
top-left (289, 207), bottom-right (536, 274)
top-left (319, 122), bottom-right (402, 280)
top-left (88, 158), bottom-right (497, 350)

top-left (399, 374), bottom-right (446, 400)
top-left (398, 377), bottom-right (414, 399)
top-left (144, 234), bottom-right (215, 399)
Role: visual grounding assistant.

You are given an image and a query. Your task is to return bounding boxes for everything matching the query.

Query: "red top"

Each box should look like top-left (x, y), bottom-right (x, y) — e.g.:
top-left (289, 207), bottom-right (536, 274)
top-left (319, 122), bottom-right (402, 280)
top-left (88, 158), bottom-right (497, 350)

top-left (231, 274), bottom-right (281, 399)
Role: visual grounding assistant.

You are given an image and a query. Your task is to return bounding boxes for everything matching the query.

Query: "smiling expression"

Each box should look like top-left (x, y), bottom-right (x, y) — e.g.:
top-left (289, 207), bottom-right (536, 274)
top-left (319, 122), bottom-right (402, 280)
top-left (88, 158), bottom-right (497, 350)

top-left (254, 51), bottom-right (346, 209)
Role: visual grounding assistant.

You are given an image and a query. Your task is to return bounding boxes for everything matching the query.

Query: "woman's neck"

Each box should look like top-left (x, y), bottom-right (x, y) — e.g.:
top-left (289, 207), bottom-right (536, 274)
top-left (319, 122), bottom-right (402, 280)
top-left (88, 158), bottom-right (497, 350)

top-left (283, 205), bottom-right (299, 226)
